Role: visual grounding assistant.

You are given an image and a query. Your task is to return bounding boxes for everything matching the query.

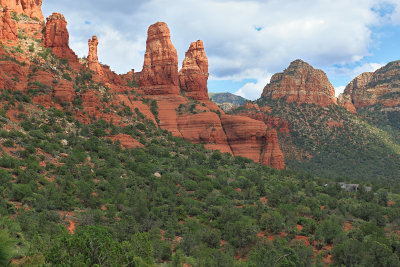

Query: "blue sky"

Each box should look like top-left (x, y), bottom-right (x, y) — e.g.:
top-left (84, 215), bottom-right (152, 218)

top-left (42, 0), bottom-right (400, 100)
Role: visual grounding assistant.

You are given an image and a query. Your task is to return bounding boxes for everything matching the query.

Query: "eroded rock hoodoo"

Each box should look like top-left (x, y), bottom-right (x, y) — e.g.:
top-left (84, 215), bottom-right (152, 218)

top-left (179, 40), bottom-right (209, 100)
top-left (138, 22), bottom-right (180, 95)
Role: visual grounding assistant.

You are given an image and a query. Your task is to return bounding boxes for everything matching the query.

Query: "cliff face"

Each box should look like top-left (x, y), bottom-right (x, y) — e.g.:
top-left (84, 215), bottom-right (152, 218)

top-left (138, 22), bottom-right (180, 95)
top-left (262, 59), bottom-right (337, 107)
top-left (0, 10), bottom-right (287, 170)
top-left (151, 95), bottom-right (285, 169)
top-left (221, 115), bottom-right (285, 169)
top-left (0, 7), bottom-right (18, 40)
top-left (179, 40), bottom-right (209, 100)
top-left (339, 61), bottom-right (400, 112)
top-left (43, 13), bottom-right (81, 69)
top-left (0, 0), bottom-right (44, 21)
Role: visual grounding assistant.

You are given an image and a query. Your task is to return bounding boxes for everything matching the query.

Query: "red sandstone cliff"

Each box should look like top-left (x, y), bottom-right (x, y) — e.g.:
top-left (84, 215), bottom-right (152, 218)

top-left (339, 61), bottom-right (400, 112)
top-left (262, 59), bottom-right (337, 107)
top-left (179, 40), bottom-right (209, 100)
top-left (43, 13), bottom-right (81, 69)
top-left (138, 22), bottom-right (180, 95)
top-left (0, 7), bottom-right (18, 40)
top-left (221, 115), bottom-right (285, 169)
top-left (0, 0), bottom-right (43, 21)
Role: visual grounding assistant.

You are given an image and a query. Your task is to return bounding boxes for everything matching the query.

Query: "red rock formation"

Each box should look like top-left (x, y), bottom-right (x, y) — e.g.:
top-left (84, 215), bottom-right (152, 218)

top-left (261, 129), bottom-right (285, 169)
top-left (236, 103), bottom-right (290, 134)
top-left (0, 46), bottom-right (29, 91)
top-left (262, 59), bottom-right (337, 107)
top-left (177, 112), bottom-right (232, 154)
top-left (43, 13), bottom-right (80, 69)
top-left (0, 7), bottom-right (18, 40)
top-left (138, 22), bottom-right (180, 95)
top-left (0, 0), bottom-right (44, 21)
top-left (108, 134), bottom-right (143, 149)
top-left (220, 115), bottom-right (285, 169)
top-left (339, 62), bottom-right (400, 111)
top-left (53, 81), bottom-right (75, 103)
top-left (179, 40), bottom-right (209, 100)
top-left (87, 35), bottom-right (104, 77)
top-left (337, 93), bottom-right (357, 114)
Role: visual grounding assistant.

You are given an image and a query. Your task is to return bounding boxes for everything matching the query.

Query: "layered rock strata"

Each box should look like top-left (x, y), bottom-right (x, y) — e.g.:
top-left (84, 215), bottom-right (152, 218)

top-left (262, 59), bottom-right (337, 107)
top-left (339, 61), bottom-right (400, 112)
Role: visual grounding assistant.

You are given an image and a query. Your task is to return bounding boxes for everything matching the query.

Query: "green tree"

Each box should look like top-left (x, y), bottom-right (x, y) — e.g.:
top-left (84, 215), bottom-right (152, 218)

top-left (0, 229), bottom-right (14, 267)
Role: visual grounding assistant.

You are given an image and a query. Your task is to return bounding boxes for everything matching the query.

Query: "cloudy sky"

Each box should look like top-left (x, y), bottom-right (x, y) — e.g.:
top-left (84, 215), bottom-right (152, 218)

top-left (42, 0), bottom-right (400, 100)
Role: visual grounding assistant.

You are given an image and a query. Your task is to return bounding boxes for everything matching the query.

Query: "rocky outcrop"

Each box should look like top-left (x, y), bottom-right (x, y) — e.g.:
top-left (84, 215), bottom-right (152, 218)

top-left (262, 59), bottom-right (337, 107)
top-left (179, 40), bottom-right (209, 100)
top-left (0, 7), bottom-right (18, 40)
top-left (87, 35), bottom-right (103, 77)
top-left (43, 13), bottom-right (80, 69)
top-left (0, 0), bottom-right (44, 21)
top-left (177, 112), bottom-right (232, 154)
top-left (337, 93), bottom-right (357, 114)
top-left (339, 62), bottom-right (400, 111)
top-left (108, 134), bottom-right (143, 149)
top-left (138, 22), bottom-right (180, 95)
top-left (220, 115), bottom-right (285, 169)
top-left (53, 81), bottom-right (75, 103)
top-left (262, 129), bottom-right (286, 169)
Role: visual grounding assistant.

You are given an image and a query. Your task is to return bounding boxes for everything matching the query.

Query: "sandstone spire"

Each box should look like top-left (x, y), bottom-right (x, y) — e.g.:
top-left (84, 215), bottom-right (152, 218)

top-left (138, 22), bottom-right (180, 95)
top-left (179, 40), bottom-right (209, 100)
top-left (88, 36), bottom-right (103, 76)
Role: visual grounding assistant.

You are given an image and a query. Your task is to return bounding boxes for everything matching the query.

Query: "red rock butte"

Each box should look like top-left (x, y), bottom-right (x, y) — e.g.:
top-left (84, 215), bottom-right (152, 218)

top-left (0, 0), bottom-right (44, 21)
top-left (339, 61), bottom-right (400, 112)
top-left (43, 13), bottom-right (81, 69)
top-left (138, 22), bottom-right (180, 95)
top-left (179, 40), bottom-right (209, 100)
top-left (262, 59), bottom-right (337, 107)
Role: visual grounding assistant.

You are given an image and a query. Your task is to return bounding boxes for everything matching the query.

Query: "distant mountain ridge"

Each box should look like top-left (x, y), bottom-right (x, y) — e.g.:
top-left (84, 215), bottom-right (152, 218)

top-left (209, 92), bottom-right (247, 111)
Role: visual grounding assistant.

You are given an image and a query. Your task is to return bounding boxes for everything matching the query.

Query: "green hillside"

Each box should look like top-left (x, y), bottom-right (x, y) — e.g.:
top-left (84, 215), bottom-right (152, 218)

top-left (232, 98), bottom-right (400, 183)
top-left (1, 91), bottom-right (400, 266)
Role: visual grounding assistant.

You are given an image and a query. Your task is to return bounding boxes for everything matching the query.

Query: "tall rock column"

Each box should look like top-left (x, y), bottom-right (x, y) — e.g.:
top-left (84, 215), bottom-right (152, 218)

top-left (138, 22), bottom-right (180, 95)
top-left (88, 35), bottom-right (104, 76)
top-left (43, 13), bottom-right (80, 69)
top-left (0, 7), bottom-right (18, 40)
top-left (179, 40), bottom-right (209, 100)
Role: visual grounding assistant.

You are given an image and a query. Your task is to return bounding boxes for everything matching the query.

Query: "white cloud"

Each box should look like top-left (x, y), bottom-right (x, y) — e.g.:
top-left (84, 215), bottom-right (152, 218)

top-left (42, 0), bottom-right (398, 89)
top-left (234, 71), bottom-right (272, 100)
top-left (335, 86), bottom-right (346, 97)
top-left (351, 62), bottom-right (384, 77)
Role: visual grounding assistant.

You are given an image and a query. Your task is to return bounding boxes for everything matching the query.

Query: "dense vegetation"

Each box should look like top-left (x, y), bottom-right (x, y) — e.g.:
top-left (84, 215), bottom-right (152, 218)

top-left (0, 92), bottom-right (400, 266)
top-left (232, 98), bottom-right (400, 183)
top-left (358, 104), bottom-right (400, 143)
top-left (0, 22), bottom-right (399, 266)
